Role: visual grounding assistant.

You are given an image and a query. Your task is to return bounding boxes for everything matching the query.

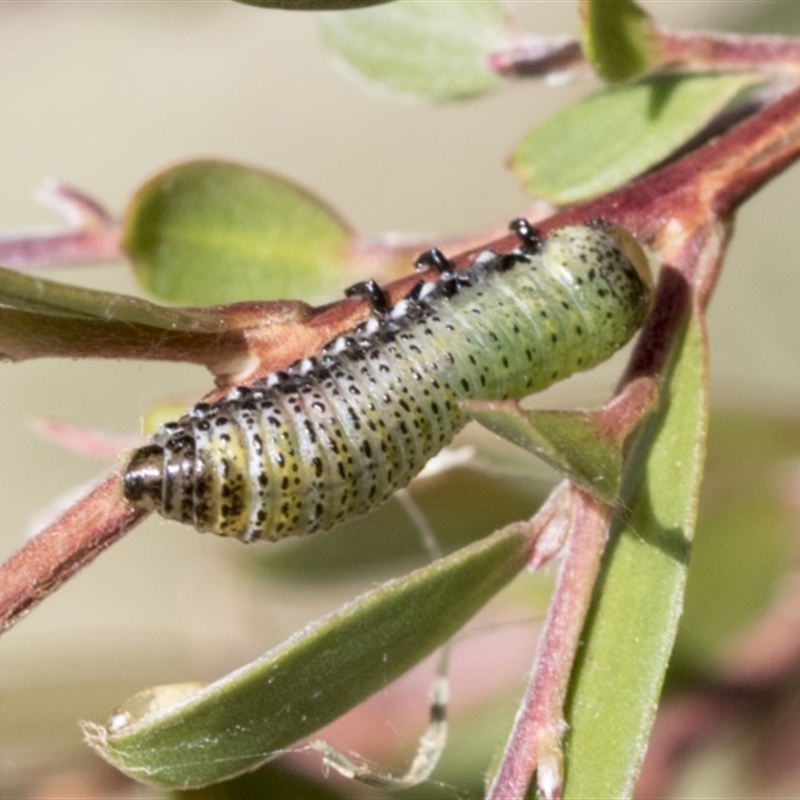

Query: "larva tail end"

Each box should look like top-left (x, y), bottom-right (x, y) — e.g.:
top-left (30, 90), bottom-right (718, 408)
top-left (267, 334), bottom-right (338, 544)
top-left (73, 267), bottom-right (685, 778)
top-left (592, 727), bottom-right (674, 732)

top-left (599, 223), bottom-right (655, 299)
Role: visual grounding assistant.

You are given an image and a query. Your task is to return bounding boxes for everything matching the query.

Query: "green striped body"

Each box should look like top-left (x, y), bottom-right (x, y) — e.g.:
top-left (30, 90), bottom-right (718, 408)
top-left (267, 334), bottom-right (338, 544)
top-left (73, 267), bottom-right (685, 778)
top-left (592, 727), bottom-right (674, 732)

top-left (123, 223), bottom-right (652, 542)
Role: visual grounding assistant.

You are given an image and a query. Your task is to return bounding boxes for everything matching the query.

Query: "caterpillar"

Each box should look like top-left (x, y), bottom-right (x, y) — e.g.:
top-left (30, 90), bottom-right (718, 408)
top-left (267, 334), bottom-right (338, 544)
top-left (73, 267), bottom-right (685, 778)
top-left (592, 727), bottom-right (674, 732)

top-left (123, 220), bottom-right (652, 542)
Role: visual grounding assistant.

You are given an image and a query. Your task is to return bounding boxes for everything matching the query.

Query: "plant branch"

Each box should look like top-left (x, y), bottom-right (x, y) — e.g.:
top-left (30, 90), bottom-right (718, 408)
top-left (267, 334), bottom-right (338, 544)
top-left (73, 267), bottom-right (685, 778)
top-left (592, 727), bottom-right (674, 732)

top-left (488, 26), bottom-right (800, 83)
top-left (0, 182), bottom-right (121, 269)
top-left (487, 490), bottom-right (612, 800)
top-left (0, 475), bottom-right (146, 634)
top-left (657, 29), bottom-right (800, 77)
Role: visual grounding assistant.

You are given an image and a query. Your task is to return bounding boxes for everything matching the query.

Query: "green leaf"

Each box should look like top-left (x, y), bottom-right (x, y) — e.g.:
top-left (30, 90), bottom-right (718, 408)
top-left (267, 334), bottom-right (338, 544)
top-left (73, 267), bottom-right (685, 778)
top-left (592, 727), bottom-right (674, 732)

top-left (0, 263), bottom-right (228, 360)
top-left (0, 264), bottom-right (221, 329)
top-left (561, 312), bottom-right (708, 797)
top-left (84, 521), bottom-right (537, 789)
top-left (318, 0), bottom-right (508, 100)
top-left (464, 402), bottom-right (622, 503)
top-left (122, 161), bottom-right (351, 306)
top-left (512, 74), bottom-right (760, 204)
top-left (235, 0), bottom-right (393, 8)
top-left (579, 0), bottom-right (657, 83)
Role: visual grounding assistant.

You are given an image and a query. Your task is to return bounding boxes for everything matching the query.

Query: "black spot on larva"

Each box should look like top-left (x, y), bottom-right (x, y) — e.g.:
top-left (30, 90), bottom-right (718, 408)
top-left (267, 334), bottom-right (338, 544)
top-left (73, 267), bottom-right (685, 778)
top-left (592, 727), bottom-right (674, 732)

top-left (123, 224), bottom-right (651, 542)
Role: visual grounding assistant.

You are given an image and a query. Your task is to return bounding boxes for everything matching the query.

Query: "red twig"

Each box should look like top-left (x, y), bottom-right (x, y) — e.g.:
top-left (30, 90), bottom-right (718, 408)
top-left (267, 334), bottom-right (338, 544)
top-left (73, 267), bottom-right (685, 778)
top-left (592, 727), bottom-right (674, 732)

top-left (0, 475), bottom-right (146, 634)
top-left (487, 491), bottom-right (612, 800)
top-left (0, 182), bottom-right (121, 269)
top-left (657, 30), bottom-right (800, 77)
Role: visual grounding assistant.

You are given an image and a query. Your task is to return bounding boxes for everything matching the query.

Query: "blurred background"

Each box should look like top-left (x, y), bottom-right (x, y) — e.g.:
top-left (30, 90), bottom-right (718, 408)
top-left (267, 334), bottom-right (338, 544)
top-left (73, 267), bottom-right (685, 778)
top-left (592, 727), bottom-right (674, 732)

top-left (2, 2), bottom-right (800, 797)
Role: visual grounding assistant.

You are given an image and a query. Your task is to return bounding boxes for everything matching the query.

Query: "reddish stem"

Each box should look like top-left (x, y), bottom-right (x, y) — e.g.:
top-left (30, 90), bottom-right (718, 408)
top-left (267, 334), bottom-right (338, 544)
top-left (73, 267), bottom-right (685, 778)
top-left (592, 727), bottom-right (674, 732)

top-left (487, 491), bottom-right (611, 800)
top-left (487, 38), bottom-right (585, 78)
top-left (0, 182), bottom-right (121, 268)
top-left (657, 29), bottom-right (800, 76)
top-left (0, 229), bottom-right (121, 268)
top-left (0, 475), bottom-right (146, 634)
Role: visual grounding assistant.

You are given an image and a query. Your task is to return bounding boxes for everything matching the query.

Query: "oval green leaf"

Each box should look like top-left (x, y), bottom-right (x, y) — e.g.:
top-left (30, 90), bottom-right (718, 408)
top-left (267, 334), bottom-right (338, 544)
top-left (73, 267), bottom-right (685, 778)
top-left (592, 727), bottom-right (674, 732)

top-left (122, 161), bottom-right (352, 306)
top-left (579, 0), bottom-right (657, 83)
top-left (84, 520), bottom-right (537, 789)
top-left (512, 73), bottom-right (760, 204)
top-left (318, 0), bottom-right (509, 100)
top-left (562, 311), bottom-right (708, 797)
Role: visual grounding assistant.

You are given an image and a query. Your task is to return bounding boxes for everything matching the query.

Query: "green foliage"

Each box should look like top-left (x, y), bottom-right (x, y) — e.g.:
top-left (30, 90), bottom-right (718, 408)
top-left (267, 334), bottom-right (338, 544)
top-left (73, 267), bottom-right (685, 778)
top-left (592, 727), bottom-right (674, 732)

top-left (85, 521), bottom-right (538, 788)
top-left (579, 0), bottom-right (657, 83)
top-left (0, 262), bottom-right (226, 361)
top-left (511, 73), bottom-right (760, 203)
top-left (464, 402), bottom-right (626, 504)
top-left (5, 1), bottom-right (796, 797)
top-left (318, 0), bottom-right (508, 100)
top-left (563, 315), bottom-right (707, 797)
top-left (123, 161), bottom-right (351, 306)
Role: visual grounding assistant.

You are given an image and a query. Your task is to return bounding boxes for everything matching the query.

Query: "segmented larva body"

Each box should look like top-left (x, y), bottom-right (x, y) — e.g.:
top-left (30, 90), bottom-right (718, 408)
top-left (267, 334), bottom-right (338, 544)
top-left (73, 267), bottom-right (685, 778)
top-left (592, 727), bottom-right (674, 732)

top-left (123, 221), bottom-right (652, 542)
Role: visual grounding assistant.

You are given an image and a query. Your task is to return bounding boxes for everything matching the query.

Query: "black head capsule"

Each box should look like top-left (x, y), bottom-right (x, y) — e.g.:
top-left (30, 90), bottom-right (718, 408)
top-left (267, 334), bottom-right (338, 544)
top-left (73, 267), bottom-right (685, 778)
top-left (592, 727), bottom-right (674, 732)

top-left (345, 279), bottom-right (390, 317)
top-left (509, 218), bottom-right (543, 254)
top-left (123, 444), bottom-right (166, 511)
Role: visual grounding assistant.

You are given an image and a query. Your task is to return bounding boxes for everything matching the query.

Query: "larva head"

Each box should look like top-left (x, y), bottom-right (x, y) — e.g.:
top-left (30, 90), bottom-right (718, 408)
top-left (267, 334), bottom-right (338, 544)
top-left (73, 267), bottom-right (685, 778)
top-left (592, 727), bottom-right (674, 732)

top-left (122, 444), bottom-right (165, 511)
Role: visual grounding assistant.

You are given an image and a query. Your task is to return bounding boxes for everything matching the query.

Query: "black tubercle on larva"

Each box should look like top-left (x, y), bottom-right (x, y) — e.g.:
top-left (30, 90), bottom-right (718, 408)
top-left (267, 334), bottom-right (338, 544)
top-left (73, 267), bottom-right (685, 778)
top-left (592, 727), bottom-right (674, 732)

top-left (123, 223), bottom-right (653, 542)
top-left (509, 217), bottom-right (543, 254)
top-left (345, 279), bottom-right (391, 317)
top-left (414, 248), bottom-right (455, 276)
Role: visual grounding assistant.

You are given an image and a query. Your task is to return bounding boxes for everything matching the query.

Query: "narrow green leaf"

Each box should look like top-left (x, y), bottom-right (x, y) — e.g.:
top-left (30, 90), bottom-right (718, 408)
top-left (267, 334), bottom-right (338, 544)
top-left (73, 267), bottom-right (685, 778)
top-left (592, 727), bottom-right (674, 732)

top-left (512, 74), bottom-right (760, 204)
top-left (0, 264), bottom-right (222, 330)
top-left (318, 0), bottom-right (508, 100)
top-left (84, 521), bottom-right (537, 789)
top-left (579, 0), bottom-right (657, 83)
top-left (122, 161), bottom-right (351, 306)
top-left (0, 264), bottom-right (229, 360)
top-left (463, 401), bottom-right (621, 503)
top-left (235, 0), bottom-right (393, 8)
top-left (562, 312), bottom-right (708, 797)
top-left (462, 379), bottom-right (658, 504)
